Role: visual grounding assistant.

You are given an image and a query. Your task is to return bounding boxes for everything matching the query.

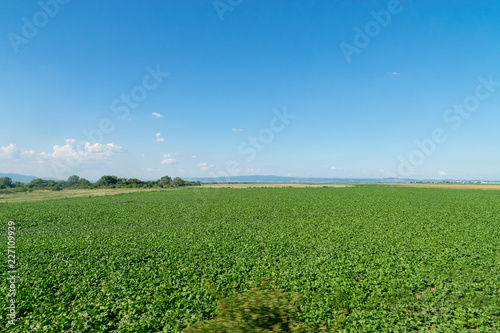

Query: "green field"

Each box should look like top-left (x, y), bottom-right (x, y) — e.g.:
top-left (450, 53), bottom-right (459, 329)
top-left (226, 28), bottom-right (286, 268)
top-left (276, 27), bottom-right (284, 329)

top-left (1, 186), bottom-right (499, 332)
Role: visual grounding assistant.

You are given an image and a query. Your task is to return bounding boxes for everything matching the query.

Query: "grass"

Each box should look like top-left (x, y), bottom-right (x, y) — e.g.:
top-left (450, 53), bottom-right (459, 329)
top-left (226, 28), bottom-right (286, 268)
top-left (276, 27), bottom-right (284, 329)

top-left (197, 183), bottom-right (352, 189)
top-left (396, 183), bottom-right (500, 190)
top-left (0, 188), bottom-right (166, 204)
top-left (1, 186), bottom-right (499, 331)
top-left (0, 184), bottom-right (352, 204)
top-left (1, 182), bottom-right (497, 204)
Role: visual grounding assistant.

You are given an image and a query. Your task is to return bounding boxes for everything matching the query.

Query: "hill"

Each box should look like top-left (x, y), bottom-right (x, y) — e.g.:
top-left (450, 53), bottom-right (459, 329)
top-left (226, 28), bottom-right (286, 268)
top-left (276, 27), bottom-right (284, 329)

top-left (0, 173), bottom-right (58, 182)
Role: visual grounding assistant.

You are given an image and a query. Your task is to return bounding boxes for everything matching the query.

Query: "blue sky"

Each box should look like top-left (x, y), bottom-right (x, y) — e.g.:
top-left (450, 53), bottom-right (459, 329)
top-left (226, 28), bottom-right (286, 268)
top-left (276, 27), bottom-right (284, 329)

top-left (1, 1), bottom-right (500, 181)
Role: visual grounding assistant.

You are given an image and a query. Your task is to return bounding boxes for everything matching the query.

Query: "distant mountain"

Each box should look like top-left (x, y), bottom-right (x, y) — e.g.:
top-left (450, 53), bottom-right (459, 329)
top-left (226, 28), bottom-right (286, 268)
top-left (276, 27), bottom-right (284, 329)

top-left (185, 175), bottom-right (420, 184)
top-left (0, 173), bottom-right (58, 182)
top-left (186, 175), bottom-right (500, 184)
top-left (2, 173), bottom-right (495, 185)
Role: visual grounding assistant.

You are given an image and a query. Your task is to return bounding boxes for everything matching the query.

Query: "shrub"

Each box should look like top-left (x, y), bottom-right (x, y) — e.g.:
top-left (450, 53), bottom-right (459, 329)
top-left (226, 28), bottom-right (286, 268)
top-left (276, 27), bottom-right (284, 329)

top-left (184, 278), bottom-right (310, 332)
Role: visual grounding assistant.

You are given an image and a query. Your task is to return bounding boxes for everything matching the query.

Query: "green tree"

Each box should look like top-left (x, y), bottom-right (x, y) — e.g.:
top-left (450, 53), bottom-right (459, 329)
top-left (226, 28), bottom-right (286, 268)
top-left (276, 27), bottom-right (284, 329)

top-left (127, 178), bottom-right (142, 188)
top-left (159, 176), bottom-right (172, 187)
top-left (56, 180), bottom-right (66, 188)
top-left (52, 181), bottom-right (64, 191)
top-left (95, 175), bottom-right (118, 187)
top-left (171, 177), bottom-right (185, 187)
top-left (0, 177), bottom-right (13, 189)
top-left (116, 178), bottom-right (127, 187)
top-left (67, 175), bottom-right (80, 187)
top-left (28, 178), bottom-right (48, 189)
top-left (78, 178), bottom-right (91, 188)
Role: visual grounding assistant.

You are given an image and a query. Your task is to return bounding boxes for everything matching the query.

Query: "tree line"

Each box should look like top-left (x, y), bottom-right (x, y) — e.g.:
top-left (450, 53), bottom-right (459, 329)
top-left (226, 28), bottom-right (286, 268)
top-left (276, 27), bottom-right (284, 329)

top-left (0, 175), bottom-right (201, 193)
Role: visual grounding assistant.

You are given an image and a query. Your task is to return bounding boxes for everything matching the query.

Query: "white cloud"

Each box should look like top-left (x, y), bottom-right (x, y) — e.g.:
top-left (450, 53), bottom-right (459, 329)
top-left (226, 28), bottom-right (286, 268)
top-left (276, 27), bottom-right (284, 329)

top-left (0, 140), bottom-right (122, 180)
top-left (84, 142), bottom-right (121, 155)
top-left (246, 168), bottom-right (260, 173)
top-left (152, 112), bottom-right (164, 118)
top-left (232, 128), bottom-right (244, 132)
top-left (177, 168), bottom-right (185, 174)
top-left (161, 158), bottom-right (176, 165)
top-left (161, 153), bottom-right (175, 164)
top-left (439, 171), bottom-right (447, 175)
top-left (191, 155), bottom-right (197, 158)
top-left (0, 144), bottom-right (17, 159)
top-left (197, 162), bottom-right (214, 171)
top-left (155, 133), bottom-right (165, 142)
top-left (39, 139), bottom-right (122, 161)
top-left (21, 150), bottom-right (36, 158)
top-left (391, 72), bottom-right (400, 75)
top-left (330, 166), bottom-right (337, 170)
